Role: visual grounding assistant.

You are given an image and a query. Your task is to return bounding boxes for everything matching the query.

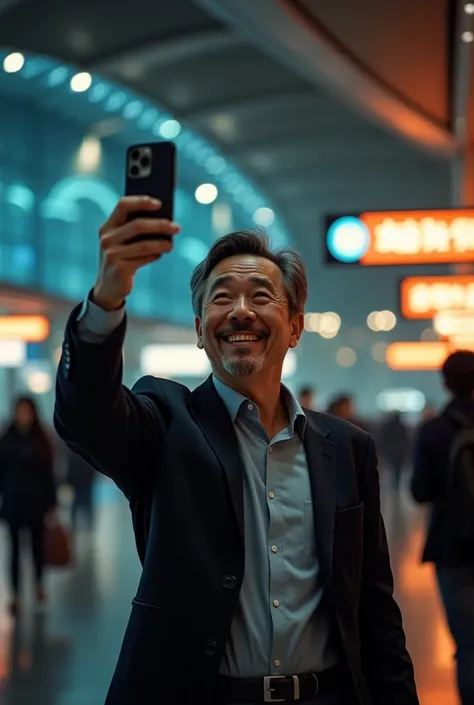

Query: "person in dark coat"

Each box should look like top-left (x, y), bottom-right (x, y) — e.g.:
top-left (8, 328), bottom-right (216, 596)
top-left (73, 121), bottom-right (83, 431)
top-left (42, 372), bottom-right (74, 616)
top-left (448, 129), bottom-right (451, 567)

top-left (0, 396), bottom-right (57, 614)
top-left (378, 412), bottom-right (410, 490)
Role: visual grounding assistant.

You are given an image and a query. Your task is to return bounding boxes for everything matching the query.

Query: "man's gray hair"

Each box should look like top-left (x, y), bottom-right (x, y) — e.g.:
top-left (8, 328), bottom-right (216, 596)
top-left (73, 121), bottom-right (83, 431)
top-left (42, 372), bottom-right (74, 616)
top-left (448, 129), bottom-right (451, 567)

top-left (190, 229), bottom-right (308, 317)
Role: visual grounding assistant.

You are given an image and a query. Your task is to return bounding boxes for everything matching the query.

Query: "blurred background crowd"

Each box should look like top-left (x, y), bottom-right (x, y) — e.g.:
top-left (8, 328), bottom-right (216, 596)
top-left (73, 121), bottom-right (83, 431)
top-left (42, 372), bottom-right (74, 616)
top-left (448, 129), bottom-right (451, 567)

top-left (0, 0), bottom-right (474, 703)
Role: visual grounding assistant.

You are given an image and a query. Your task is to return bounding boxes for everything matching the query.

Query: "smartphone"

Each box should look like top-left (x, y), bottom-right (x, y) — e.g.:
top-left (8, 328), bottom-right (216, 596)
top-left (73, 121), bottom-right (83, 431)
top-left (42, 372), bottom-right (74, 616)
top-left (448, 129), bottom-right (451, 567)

top-left (125, 141), bottom-right (176, 242)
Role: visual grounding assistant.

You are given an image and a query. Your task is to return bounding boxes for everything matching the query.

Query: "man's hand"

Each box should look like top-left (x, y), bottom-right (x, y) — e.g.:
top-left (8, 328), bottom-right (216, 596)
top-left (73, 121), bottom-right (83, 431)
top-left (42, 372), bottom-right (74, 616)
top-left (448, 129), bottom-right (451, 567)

top-left (93, 196), bottom-right (180, 311)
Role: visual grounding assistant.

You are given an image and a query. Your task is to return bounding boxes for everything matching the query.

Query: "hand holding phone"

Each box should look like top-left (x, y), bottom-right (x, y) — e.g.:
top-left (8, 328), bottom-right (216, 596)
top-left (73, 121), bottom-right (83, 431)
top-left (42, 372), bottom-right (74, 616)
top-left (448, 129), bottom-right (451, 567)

top-left (92, 196), bottom-right (180, 311)
top-left (125, 141), bottom-right (176, 243)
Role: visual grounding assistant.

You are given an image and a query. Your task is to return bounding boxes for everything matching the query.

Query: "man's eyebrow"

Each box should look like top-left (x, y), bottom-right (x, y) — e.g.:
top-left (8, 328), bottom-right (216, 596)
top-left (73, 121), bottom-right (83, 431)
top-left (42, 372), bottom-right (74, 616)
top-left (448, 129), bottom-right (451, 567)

top-left (207, 274), bottom-right (277, 296)
top-left (250, 276), bottom-right (277, 294)
top-left (208, 275), bottom-right (233, 297)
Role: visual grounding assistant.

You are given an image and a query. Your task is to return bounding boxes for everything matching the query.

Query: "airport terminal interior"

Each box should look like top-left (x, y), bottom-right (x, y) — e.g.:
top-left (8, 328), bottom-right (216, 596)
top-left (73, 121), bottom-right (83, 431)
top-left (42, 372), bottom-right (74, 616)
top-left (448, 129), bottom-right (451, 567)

top-left (0, 0), bottom-right (473, 703)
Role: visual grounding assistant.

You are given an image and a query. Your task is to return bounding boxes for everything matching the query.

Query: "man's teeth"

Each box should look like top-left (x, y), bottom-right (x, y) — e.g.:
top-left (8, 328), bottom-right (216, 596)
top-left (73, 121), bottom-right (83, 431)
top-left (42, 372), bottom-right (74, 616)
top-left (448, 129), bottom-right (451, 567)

top-left (227, 334), bottom-right (259, 343)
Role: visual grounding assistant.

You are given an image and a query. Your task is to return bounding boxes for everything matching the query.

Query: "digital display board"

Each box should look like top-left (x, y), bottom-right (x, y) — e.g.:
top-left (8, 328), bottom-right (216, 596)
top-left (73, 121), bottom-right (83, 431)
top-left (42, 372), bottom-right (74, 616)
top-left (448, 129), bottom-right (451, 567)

top-left (325, 209), bottom-right (474, 265)
top-left (400, 275), bottom-right (474, 319)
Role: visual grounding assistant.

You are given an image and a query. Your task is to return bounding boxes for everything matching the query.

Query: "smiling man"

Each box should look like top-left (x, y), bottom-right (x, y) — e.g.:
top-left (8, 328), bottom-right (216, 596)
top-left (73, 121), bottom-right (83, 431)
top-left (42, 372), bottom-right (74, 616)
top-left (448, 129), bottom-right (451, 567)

top-left (54, 196), bottom-right (418, 705)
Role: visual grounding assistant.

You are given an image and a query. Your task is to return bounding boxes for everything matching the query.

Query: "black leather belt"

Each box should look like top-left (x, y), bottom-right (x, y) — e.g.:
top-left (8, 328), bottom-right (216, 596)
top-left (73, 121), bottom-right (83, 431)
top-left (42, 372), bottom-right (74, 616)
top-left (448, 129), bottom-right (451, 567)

top-left (219, 663), bottom-right (347, 703)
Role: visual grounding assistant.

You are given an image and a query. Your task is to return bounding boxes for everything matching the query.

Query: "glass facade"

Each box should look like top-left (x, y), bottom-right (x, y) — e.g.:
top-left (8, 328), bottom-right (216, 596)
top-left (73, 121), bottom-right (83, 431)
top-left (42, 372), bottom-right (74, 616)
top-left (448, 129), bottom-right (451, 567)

top-left (0, 102), bottom-right (241, 325)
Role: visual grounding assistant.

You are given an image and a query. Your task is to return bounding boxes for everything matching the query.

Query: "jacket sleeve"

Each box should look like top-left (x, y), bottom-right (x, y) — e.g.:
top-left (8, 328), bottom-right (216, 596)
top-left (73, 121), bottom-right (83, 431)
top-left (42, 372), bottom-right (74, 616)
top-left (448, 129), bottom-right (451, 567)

top-left (359, 436), bottom-right (419, 705)
top-left (54, 304), bottom-right (166, 499)
top-left (410, 423), bottom-right (439, 504)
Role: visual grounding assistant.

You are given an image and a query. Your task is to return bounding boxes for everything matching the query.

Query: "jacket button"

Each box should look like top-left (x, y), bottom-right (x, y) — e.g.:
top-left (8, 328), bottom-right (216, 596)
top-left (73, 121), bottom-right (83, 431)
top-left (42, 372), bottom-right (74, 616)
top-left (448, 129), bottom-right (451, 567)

top-left (222, 575), bottom-right (236, 590)
top-left (204, 640), bottom-right (218, 656)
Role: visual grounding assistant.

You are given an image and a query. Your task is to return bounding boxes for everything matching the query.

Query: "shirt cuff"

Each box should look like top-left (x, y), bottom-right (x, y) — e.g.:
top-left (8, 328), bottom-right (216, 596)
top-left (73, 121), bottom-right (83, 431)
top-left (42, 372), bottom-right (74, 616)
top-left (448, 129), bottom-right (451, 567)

top-left (76, 297), bottom-right (125, 342)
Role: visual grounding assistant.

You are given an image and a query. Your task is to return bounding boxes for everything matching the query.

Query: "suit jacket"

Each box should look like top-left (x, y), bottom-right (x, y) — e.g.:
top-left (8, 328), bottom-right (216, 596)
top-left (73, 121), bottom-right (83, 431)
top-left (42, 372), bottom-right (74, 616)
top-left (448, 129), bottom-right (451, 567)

top-left (54, 307), bottom-right (418, 705)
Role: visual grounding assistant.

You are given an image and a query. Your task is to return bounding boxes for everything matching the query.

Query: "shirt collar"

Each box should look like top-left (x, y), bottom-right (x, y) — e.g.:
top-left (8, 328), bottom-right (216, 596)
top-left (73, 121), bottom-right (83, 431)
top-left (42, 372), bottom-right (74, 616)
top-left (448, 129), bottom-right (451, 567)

top-left (212, 375), bottom-right (307, 436)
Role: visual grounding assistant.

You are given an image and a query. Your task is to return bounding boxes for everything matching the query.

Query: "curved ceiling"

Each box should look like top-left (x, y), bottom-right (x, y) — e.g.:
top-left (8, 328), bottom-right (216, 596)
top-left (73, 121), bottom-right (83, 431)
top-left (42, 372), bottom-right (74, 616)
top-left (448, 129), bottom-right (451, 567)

top-left (0, 0), bottom-right (469, 318)
top-left (294, 0), bottom-right (452, 126)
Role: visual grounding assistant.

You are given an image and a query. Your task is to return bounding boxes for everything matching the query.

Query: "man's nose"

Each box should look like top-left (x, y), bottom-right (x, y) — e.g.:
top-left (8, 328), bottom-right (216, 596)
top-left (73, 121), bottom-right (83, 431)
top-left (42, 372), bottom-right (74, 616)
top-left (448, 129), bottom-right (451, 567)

top-left (228, 296), bottom-right (256, 322)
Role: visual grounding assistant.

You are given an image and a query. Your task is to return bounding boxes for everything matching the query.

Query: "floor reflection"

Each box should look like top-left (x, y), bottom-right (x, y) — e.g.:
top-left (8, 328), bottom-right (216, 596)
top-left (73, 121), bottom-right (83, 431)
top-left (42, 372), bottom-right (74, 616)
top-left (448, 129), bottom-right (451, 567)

top-left (381, 471), bottom-right (458, 705)
top-left (0, 473), bottom-right (460, 704)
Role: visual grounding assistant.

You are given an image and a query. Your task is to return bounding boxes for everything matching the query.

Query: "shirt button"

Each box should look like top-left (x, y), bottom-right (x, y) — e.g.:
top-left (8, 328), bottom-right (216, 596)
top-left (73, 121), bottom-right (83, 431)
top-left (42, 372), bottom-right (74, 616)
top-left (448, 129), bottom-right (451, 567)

top-left (268, 447), bottom-right (272, 453)
top-left (247, 403), bottom-right (253, 411)
top-left (268, 491), bottom-right (275, 500)
top-left (271, 545), bottom-right (278, 553)
top-left (273, 599), bottom-right (280, 608)
top-left (274, 659), bottom-right (281, 667)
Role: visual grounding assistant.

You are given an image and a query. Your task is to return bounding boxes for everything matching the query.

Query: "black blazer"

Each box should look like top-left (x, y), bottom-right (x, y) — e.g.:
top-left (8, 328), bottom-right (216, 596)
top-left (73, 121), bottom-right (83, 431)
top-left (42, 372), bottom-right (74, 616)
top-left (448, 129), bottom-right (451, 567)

top-left (54, 307), bottom-right (418, 705)
top-left (411, 397), bottom-right (474, 566)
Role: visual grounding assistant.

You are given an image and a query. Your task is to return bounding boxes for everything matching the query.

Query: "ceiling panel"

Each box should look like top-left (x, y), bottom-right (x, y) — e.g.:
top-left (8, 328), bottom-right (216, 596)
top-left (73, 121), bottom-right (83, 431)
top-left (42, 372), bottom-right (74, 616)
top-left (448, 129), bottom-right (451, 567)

top-left (126, 43), bottom-right (306, 114)
top-left (0, 0), bottom-right (218, 63)
top-left (295, 0), bottom-right (450, 125)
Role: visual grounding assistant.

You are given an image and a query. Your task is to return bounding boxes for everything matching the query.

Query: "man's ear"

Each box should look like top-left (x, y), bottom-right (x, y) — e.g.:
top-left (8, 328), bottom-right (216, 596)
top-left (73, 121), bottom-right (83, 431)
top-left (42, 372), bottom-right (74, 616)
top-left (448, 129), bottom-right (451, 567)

top-left (289, 312), bottom-right (304, 349)
top-left (195, 317), bottom-right (203, 349)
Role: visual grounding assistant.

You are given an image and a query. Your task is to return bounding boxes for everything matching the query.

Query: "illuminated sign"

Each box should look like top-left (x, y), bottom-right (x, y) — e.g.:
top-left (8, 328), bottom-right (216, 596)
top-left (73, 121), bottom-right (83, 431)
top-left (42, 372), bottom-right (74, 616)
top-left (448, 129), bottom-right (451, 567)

top-left (386, 338), bottom-right (474, 370)
top-left (385, 342), bottom-right (449, 370)
top-left (400, 275), bottom-right (474, 319)
top-left (325, 209), bottom-right (474, 265)
top-left (0, 316), bottom-right (50, 342)
top-left (433, 310), bottom-right (474, 338)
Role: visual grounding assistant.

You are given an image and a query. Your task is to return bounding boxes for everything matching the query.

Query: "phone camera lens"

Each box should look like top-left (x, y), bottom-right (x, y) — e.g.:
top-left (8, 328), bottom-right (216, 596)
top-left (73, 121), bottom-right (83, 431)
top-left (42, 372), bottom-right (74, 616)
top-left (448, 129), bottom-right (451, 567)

top-left (140, 156), bottom-right (150, 168)
top-left (130, 165), bottom-right (139, 177)
top-left (130, 149), bottom-right (140, 162)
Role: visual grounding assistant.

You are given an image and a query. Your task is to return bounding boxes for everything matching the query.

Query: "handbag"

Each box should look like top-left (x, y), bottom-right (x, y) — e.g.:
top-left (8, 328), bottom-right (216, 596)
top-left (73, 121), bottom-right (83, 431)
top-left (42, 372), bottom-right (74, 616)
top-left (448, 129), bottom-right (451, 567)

top-left (43, 521), bottom-right (74, 568)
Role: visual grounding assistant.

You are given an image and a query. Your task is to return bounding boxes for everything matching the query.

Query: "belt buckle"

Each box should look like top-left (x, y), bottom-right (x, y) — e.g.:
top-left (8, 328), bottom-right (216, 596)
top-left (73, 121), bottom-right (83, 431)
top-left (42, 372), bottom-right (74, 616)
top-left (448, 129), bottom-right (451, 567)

top-left (263, 674), bottom-right (301, 702)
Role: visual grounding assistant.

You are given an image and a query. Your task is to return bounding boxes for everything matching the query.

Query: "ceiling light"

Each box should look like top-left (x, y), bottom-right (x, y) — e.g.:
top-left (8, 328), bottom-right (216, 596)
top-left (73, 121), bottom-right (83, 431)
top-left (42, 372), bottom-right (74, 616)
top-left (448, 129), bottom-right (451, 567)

top-left (159, 119), bottom-right (181, 139)
top-left (461, 30), bottom-right (474, 42)
top-left (253, 207), bottom-right (275, 227)
top-left (336, 347), bottom-right (357, 368)
top-left (304, 313), bottom-right (322, 333)
top-left (465, 3), bottom-right (474, 14)
top-left (195, 183), bottom-right (218, 205)
top-left (70, 71), bottom-right (92, 92)
top-left (3, 52), bottom-right (24, 73)
top-left (76, 135), bottom-right (102, 173)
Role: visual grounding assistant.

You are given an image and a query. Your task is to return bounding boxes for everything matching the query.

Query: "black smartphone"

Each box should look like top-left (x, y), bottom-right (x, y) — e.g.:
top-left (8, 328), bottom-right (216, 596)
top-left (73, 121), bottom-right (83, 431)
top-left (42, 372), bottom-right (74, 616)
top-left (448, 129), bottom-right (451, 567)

top-left (125, 141), bottom-right (176, 242)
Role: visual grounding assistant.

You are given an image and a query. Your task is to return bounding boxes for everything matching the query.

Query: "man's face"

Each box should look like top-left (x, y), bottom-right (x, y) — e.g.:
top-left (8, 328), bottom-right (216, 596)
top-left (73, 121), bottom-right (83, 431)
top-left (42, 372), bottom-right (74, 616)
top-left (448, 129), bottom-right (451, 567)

top-left (195, 254), bottom-right (303, 380)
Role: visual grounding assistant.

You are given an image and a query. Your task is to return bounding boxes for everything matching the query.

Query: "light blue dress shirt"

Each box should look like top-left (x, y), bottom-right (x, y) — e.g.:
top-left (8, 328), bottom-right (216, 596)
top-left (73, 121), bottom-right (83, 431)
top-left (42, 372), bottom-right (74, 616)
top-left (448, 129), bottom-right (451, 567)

top-left (77, 301), bottom-right (339, 677)
top-left (213, 378), bottom-right (339, 678)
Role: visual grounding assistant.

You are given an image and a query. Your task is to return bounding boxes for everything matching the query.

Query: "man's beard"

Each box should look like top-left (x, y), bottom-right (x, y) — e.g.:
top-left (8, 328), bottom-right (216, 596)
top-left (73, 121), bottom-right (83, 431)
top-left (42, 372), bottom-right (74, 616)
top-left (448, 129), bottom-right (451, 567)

top-left (221, 350), bottom-right (266, 376)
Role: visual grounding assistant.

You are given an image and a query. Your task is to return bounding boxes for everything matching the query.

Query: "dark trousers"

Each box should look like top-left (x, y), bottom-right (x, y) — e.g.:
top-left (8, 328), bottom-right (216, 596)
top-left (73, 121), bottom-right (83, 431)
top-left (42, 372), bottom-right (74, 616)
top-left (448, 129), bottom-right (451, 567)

top-left (437, 566), bottom-right (474, 705)
top-left (8, 520), bottom-right (45, 594)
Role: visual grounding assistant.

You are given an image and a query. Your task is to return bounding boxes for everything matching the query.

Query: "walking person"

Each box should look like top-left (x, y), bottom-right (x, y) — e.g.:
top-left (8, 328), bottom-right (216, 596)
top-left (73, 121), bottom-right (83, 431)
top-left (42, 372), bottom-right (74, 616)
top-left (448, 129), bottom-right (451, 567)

top-left (412, 350), bottom-right (474, 705)
top-left (0, 396), bottom-right (57, 614)
top-left (55, 195), bottom-right (418, 704)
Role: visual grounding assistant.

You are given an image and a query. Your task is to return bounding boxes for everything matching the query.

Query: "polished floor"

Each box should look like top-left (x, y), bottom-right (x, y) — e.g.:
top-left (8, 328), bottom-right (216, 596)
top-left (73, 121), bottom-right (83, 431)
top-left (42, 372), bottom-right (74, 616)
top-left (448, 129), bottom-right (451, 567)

top-left (0, 471), bottom-right (459, 705)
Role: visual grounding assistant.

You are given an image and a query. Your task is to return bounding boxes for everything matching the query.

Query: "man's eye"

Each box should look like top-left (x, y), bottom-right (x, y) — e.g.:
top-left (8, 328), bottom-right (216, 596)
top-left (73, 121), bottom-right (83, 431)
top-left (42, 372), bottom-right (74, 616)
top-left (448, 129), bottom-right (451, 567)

top-left (213, 293), bottom-right (230, 300)
top-left (254, 291), bottom-right (270, 299)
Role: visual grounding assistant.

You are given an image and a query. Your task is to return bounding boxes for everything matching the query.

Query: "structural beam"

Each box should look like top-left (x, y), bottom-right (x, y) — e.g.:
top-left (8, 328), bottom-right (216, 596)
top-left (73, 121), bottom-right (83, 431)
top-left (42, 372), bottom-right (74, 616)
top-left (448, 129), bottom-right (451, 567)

top-left (195, 0), bottom-right (460, 157)
top-left (91, 27), bottom-right (241, 75)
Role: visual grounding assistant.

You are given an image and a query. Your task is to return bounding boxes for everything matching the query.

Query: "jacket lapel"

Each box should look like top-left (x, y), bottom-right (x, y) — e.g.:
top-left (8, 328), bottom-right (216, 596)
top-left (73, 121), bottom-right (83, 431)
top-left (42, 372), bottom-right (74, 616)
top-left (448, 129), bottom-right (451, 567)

top-left (191, 376), bottom-right (245, 543)
top-left (304, 414), bottom-right (337, 586)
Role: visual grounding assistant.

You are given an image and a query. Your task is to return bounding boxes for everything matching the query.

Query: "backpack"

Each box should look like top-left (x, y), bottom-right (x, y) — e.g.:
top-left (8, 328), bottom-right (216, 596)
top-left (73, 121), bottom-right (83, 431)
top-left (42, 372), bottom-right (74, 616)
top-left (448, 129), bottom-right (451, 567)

top-left (447, 409), bottom-right (474, 542)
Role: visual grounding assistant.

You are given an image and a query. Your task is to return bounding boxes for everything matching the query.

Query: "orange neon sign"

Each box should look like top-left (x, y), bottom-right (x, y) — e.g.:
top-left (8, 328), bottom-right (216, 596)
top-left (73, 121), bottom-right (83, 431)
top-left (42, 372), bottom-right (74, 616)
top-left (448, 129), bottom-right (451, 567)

top-left (360, 209), bottom-right (474, 265)
top-left (0, 315), bottom-right (50, 342)
top-left (400, 275), bottom-right (474, 319)
top-left (386, 342), bottom-right (449, 370)
top-left (386, 338), bottom-right (474, 370)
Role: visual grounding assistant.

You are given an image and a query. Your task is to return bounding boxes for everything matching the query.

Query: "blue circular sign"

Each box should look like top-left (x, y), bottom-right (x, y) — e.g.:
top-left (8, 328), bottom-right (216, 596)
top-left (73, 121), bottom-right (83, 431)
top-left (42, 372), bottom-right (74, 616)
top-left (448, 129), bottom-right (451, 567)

top-left (327, 216), bottom-right (370, 263)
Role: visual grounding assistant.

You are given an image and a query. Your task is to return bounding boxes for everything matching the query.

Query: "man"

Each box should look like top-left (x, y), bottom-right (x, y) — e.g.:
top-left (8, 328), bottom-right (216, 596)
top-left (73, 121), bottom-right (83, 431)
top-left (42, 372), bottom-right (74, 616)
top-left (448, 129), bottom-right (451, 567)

top-left (55, 196), bottom-right (418, 705)
top-left (411, 350), bottom-right (474, 705)
top-left (298, 386), bottom-right (316, 410)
